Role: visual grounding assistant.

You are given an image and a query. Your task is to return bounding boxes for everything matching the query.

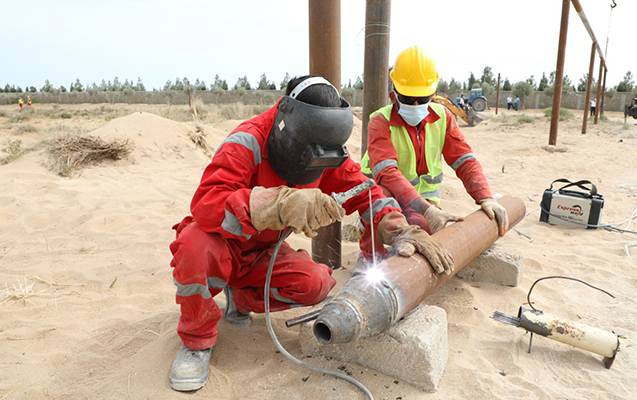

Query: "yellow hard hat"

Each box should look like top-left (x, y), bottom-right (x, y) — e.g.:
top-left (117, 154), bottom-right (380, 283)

top-left (390, 46), bottom-right (439, 97)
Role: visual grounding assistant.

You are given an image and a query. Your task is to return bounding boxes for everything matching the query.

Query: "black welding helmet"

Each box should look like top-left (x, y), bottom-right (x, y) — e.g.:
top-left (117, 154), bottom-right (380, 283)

top-left (268, 77), bottom-right (353, 185)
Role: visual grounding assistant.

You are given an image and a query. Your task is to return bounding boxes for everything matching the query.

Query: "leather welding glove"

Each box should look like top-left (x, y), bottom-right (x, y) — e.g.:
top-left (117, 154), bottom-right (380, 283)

top-left (250, 186), bottom-right (345, 238)
top-left (479, 198), bottom-right (509, 236)
top-left (409, 198), bottom-right (463, 233)
top-left (377, 211), bottom-right (454, 275)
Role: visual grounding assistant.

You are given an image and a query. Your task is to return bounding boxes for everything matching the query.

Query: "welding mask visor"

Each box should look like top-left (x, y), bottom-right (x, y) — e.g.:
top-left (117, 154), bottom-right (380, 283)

top-left (268, 96), bottom-right (353, 185)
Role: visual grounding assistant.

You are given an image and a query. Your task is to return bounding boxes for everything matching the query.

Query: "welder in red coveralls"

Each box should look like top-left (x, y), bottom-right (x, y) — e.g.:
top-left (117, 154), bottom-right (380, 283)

top-left (361, 46), bottom-right (509, 236)
top-left (168, 75), bottom-right (455, 392)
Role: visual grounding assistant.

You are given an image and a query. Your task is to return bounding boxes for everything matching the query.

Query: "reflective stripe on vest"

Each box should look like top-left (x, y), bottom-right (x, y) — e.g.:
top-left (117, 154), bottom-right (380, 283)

top-left (361, 103), bottom-right (447, 203)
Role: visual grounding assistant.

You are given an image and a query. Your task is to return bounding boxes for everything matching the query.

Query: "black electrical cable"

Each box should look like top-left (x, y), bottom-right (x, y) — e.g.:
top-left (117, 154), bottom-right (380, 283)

top-left (526, 276), bottom-right (615, 312)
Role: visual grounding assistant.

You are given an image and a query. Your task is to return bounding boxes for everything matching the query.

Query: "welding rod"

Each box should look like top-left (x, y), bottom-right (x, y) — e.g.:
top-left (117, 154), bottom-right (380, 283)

top-left (285, 309), bottom-right (321, 328)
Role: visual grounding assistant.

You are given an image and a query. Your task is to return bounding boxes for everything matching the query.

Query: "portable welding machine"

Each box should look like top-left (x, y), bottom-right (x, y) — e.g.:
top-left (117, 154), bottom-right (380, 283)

top-left (539, 179), bottom-right (604, 229)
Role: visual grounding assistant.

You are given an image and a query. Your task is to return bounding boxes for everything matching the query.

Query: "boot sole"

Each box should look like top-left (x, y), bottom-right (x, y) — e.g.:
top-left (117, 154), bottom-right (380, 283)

top-left (169, 377), bottom-right (207, 392)
top-left (223, 312), bottom-right (253, 327)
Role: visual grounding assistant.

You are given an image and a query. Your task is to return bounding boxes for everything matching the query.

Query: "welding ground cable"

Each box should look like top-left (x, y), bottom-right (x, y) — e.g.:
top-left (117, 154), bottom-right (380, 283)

top-left (526, 275), bottom-right (615, 312)
top-left (263, 230), bottom-right (374, 400)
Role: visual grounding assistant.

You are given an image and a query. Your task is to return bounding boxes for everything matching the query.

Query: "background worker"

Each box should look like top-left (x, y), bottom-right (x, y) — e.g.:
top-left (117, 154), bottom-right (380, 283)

top-left (17, 97), bottom-right (24, 110)
top-left (362, 46), bottom-right (508, 236)
top-left (513, 96), bottom-right (521, 111)
top-left (168, 75), bottom-right (454, 392)
top-left (590, 97), bottom-right (597, 117)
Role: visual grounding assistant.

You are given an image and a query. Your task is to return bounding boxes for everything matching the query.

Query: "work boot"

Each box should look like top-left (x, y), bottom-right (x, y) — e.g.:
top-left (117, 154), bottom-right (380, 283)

top-left (169, 345), bottom-right (213, 392)
top-left (223, 286), bottom-right (252, 326)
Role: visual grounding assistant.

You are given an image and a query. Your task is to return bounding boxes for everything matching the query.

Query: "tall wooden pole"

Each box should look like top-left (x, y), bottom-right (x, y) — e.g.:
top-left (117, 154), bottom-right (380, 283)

top-left (582, 42), bottom-right (596, 134)
top-left (309, 0), bottom-right (342, 269)
top-left (495, 73), bottom-right (501, 115)
top-left (600, 67), bottom-right (608, 117)
top-left (594, 60), bottom-right (603, 124)
top-left (361, 0), bottom-right (391, 155)
top-left (549, 0), bottom-right (570, 146)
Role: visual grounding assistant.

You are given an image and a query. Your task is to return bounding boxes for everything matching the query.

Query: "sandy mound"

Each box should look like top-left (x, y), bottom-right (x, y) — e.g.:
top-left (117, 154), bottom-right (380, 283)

top-left (88, 112), bottom-right (214, 164)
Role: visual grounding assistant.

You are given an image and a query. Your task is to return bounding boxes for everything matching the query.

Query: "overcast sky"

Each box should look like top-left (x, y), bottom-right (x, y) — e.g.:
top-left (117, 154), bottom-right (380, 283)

top-left (1, 0), bottom-right (634, 90)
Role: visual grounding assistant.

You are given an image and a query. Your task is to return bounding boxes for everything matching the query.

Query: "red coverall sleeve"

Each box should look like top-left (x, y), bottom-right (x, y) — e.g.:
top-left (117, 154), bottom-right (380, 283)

top-left (319, 158), bottom-right (402, 256)
top-left (442, 109), bottom-right (492, 203)
top-left (367, 114), bottom-right (422, 209)
top-left (189, 135), bottom-right (259, 241)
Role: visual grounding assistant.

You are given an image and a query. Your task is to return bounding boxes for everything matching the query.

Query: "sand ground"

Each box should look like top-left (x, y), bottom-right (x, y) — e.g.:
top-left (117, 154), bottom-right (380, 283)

top-left (1, 102), bottom-right (636, 400)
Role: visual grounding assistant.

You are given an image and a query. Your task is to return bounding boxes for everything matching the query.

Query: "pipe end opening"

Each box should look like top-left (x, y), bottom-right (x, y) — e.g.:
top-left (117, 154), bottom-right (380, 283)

top-left (313, 322), bottom-right (332, 344)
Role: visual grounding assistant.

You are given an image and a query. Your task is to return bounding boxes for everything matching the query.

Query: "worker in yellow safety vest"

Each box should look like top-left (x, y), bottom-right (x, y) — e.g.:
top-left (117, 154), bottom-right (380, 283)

top-left (361, 46), bottom-right (508, 235)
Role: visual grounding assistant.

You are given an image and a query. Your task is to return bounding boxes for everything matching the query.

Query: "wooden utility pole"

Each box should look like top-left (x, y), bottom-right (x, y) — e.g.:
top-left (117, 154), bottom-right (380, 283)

top-left (495, 73), bottom-right (501, 115)
top-left (309, 0), bottom-right (343, 269)
top-left (548, 0), bottom-right (570, 146)
top-left (581, 42), bottom-right (595, 134)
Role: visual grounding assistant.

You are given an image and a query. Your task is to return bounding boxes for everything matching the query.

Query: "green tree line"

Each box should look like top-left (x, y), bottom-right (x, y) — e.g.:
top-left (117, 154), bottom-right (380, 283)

top-left (1, 70), bottom-right (634, 95)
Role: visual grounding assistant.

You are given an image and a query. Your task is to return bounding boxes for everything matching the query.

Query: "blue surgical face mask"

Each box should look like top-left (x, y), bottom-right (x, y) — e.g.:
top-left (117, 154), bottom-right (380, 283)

top-left (397, 100), bottom-right (430, 126)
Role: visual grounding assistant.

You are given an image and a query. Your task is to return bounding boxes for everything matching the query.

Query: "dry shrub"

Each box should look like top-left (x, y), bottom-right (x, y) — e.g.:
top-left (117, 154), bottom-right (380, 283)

top-left (544, 107), bottom-right (573, 121)
top-left (0, 139), bottom-right (24, 164)
top-left (0, 277), bottom-right (36, 305)
top-left (515, 114), bottom-right (536, 124)
top-left (47, 135), bottom-right (132, 176)
top-left (188, 126), bottom-right (214, 156)
top-left (189, 97), bottom-right (207, 120)
top-left (9, 111), bottom-right (32, 123)
top-left (13, 124), bottom-right (38, 134)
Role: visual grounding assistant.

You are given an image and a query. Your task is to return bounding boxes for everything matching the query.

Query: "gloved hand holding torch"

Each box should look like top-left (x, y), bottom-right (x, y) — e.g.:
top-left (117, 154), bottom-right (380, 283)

top-left (249, 186), bottom-right (345, 238)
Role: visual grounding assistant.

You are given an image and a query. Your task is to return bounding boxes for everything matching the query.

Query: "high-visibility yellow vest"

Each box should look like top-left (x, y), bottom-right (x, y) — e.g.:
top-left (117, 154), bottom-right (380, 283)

top-left (361, 103), bottom-right (447, 204)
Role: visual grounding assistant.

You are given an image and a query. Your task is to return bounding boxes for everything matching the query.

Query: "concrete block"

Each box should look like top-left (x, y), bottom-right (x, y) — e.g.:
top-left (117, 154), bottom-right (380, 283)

top-left (456, 245), bottom-right (521, 287)
top-left (299, 304), bottom-right (448, 392)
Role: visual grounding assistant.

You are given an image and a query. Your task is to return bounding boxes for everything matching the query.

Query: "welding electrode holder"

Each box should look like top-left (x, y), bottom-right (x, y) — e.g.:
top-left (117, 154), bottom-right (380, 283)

top-left (494, 306), bottom-right (620, 369)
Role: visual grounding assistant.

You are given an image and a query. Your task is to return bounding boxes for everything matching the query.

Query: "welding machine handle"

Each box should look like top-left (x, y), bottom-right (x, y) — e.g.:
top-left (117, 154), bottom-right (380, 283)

top-left (550, 179), bottom-right (598, 196)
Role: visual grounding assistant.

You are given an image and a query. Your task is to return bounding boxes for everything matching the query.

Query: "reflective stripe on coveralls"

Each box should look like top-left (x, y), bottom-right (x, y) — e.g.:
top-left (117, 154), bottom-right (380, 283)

top-left (219, 131), bottom-right (261, 239)
top-left (221, 209), bottom-right (252, 239)
top-left (361, 102), bottom-right (447, 204)
top-left (221, 131), bottom-right (262, 165)
top-left (451, 152), bottom-right (475, 170)
top-left (173, 276), bottom-right (228, 299)
top-left (371, 159), bottom-right (398, 177)
top-left (270, 288), bottom-right (302, 306)
top-left (360, 197), bottom-right (401, 223)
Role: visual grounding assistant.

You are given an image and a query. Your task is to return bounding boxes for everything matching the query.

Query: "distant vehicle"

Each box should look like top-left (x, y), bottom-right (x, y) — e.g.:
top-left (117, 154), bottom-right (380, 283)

top-left (454, 88), bottom-right (488, 112)
top-left (625, 97), bottom-right (637, 120)
top-left (432, 95), bottom-right (482, 127)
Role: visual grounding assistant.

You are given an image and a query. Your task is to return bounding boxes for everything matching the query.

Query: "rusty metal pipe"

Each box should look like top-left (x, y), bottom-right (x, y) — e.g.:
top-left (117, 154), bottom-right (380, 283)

top-left (600, 67), bottom-right (608, 117)
top-left (309, 0), bottom-right (343, 269)
top-left (549, 0), bottom-right (570, 146)
top-left (582, 42), bottom-right (596, 134)
top-left (313, 195), bottom-right (526, 344)
top-left (594, 60), bottom-right (603, 124)
top-left (361, 0), bottom-right (391, 154)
